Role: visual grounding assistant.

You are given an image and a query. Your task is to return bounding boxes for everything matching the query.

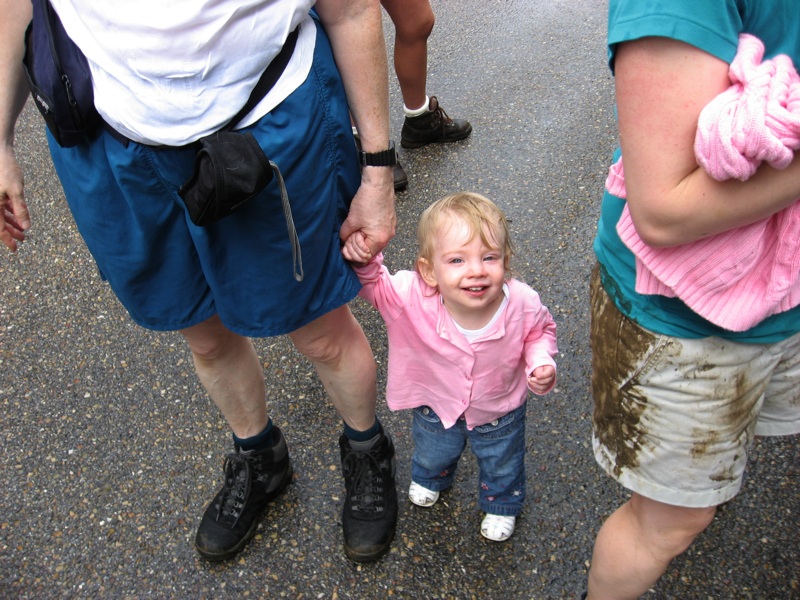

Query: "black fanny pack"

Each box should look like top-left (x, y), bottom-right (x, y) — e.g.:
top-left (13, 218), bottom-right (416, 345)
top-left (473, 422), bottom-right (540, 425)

top-left (180, 128), bottom-right (304, 281)
top-left (22, 0), bottom-right (101, 147)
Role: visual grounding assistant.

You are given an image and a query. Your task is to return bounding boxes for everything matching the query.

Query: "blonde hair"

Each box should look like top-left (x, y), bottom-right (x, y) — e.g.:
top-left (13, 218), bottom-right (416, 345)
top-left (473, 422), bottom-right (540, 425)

top-left (416, 192), bottom-right (514, 275)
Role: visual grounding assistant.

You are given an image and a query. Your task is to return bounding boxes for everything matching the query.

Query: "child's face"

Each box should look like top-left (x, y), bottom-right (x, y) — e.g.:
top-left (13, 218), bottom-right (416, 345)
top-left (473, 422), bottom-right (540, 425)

top-left (418, 217), bottom-right (506, 327)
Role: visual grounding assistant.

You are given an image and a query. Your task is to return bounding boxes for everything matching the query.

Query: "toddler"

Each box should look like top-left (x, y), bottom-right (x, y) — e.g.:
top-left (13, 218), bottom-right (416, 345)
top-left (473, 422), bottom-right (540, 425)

top-left (343, 192), bottom-right (557, 541)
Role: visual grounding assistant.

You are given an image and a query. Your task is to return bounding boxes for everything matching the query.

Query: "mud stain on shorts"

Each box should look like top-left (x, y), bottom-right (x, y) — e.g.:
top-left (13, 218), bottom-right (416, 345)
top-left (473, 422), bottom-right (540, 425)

top-left (690, 428), bottom-right (719, 459)
top-left (590, 265), bottom-right (655, 478)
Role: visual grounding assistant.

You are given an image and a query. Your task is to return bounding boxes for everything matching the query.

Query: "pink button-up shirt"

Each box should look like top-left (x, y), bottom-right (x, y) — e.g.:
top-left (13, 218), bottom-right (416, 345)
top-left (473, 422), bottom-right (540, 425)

top-left (354, 254), bottom-right (558, 430)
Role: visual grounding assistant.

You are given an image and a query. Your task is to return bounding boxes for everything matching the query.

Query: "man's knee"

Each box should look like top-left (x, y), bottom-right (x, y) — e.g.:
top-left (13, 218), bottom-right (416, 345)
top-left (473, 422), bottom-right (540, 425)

top-left (289, 307), bottom-right (363, 364)
top-left (181, 315), bottom-right (240, 361)
top-left (293, 330), bottom-right (341, 364)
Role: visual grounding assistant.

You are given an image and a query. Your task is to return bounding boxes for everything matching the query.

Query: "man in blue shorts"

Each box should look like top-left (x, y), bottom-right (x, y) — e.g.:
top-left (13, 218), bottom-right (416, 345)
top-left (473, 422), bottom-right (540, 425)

top-left (0, 0), bottom-right (398, 563)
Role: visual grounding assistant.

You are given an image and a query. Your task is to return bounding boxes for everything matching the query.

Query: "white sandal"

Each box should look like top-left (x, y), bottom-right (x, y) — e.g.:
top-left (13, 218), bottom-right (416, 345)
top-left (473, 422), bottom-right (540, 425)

top-left (480, 514), bottom-right (516, 542)
top-left (408, 481), bottom-right (440, 507)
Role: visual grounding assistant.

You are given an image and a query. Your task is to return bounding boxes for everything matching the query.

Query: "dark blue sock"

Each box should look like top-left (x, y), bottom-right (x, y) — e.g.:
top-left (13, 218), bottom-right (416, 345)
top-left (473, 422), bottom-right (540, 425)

top-left (343, 418), bottom-right (380, 443)
top-left (233, 419), bottom-right (274, 452)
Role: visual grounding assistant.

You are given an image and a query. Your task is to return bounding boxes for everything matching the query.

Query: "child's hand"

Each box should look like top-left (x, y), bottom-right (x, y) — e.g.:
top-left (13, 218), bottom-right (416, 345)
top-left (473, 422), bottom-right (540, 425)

top-left (342, 231), bottom-right (373, 264)
top-left (528, 365), bottom-right (555, 394)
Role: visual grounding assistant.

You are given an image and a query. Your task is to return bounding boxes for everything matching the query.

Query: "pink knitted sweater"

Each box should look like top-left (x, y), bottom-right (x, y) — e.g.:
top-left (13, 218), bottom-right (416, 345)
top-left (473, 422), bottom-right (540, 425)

top-left (607, 34), bottom-right (800, 331)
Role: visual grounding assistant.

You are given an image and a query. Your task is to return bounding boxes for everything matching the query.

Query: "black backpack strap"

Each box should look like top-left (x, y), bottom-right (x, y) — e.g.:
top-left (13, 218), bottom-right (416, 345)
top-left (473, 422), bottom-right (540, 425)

top-left (225, 26), bottom-right (300, 132)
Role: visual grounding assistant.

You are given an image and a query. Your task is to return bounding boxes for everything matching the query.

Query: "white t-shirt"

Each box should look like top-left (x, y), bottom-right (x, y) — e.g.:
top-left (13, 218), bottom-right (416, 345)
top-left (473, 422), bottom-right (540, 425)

top-left (50, 0), bottom-right (317, 145)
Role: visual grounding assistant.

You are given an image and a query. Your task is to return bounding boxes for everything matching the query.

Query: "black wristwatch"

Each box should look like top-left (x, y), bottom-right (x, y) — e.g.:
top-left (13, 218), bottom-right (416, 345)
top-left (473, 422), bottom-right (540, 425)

top-left (359, 140), bottom-right (397, 167)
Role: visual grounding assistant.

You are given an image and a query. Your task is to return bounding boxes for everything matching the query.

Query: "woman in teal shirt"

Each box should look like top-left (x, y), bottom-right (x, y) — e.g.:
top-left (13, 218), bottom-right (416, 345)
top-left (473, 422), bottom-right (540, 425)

top-left (588, 2), bottom-right (800, 598)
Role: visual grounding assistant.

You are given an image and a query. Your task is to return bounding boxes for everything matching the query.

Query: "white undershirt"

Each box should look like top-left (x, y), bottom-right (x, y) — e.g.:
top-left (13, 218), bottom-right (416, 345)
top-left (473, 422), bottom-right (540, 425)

top-left (452, 284), bottom-right (510, 343)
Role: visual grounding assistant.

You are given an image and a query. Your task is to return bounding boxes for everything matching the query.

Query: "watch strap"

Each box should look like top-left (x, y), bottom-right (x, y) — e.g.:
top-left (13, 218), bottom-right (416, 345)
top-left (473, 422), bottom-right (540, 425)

top-left (359, 140), bottom-right (397, 167)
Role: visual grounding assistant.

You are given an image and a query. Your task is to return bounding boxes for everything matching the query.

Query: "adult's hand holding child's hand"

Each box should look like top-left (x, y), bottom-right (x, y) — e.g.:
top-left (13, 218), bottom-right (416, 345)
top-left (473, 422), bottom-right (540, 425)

top-left (342, 231), bottom-right (373, 264)
top-left (340, 166), bottom-right (396, 261)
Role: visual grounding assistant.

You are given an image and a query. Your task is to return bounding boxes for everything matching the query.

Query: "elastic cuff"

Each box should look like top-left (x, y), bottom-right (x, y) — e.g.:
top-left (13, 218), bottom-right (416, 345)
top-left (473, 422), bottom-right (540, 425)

top-left (233, 418), bottom-right (274, 451)
top-left (344, 417), bottom-right (381, 443)
top-left (403, 96), bottom-right (430, 117)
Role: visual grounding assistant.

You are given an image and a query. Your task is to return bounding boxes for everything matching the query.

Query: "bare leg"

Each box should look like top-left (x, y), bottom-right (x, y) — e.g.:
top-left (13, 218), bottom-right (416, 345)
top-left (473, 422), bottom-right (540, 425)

top-left (181, 315), bottom-right (268, 439)
top-left (381, 0), bottom-right (435, 110)
top-left (587, 494), bottom-right (716, 600)
top-left (288, 304), bottom-right (377, 431)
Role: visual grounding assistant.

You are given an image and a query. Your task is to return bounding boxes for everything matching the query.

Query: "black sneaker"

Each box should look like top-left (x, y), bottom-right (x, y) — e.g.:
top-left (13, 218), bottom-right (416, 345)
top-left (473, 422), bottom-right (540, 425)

top-left (400, 96), bottom-right (472, 149)
top-left (339, 431), bottom-right (398, 562)
top-left (195, 426), bottom-right (293, 562)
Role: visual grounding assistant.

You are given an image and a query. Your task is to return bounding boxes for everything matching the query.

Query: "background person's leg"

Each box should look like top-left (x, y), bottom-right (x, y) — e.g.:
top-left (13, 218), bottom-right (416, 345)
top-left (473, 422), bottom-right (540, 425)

top-left (380, 0), bottom-right (435, 111)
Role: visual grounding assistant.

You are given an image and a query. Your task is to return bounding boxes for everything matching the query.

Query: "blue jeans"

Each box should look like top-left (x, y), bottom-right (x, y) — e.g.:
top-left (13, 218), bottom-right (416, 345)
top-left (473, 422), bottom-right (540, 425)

top-left (411, 403), bottom-right (527, 516)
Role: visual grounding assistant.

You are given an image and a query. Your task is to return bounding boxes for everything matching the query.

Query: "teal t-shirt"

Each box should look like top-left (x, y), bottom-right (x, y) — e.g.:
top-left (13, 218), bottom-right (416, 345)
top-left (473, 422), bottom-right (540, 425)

top-left (595, 0), bottom-right (800, 343)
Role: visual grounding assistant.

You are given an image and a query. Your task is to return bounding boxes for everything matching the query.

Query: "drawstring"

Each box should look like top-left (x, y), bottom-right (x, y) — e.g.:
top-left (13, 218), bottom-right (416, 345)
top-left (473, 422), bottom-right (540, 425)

top-left (270, 161), bottom-right (304, 282)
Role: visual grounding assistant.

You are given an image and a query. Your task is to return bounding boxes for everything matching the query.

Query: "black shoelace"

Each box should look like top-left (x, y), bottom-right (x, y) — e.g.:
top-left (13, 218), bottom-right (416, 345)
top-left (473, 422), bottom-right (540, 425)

top-left (343, 449), bottom-right (387, 515)
top-left (215, 453), bottom-right (252, 526)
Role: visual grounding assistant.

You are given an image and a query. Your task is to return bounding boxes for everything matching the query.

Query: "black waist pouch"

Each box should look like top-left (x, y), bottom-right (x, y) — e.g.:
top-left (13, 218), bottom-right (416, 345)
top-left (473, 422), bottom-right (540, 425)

top-left (22, 0), bottom-right (102, 147)
top-left (180, 131), bottom-right (273, 226)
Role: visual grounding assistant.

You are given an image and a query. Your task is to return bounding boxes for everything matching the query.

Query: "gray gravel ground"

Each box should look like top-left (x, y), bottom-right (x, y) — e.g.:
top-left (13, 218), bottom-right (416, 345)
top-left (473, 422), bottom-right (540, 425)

top-left (1, 1), bottom-right (798, 598)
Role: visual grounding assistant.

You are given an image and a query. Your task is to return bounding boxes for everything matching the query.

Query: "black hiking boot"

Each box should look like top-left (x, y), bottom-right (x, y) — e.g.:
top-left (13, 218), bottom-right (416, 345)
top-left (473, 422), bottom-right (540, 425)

top-left (339, 431), bottom-right (398, 562)
top-left (392, 160), bottom-right (409, 191)
top-left (195, 426), bottom-right (293, 562)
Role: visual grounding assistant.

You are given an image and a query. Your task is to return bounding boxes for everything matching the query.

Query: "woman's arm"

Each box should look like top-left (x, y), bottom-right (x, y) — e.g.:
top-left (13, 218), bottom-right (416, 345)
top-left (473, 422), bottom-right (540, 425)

top-left (615, 36), bottom-right (800, 247)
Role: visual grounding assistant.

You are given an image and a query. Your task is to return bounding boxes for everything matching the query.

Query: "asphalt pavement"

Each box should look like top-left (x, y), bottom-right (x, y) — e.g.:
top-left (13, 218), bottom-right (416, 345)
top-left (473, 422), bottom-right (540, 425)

top-left (1, 1), bottom-right (798, 598)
